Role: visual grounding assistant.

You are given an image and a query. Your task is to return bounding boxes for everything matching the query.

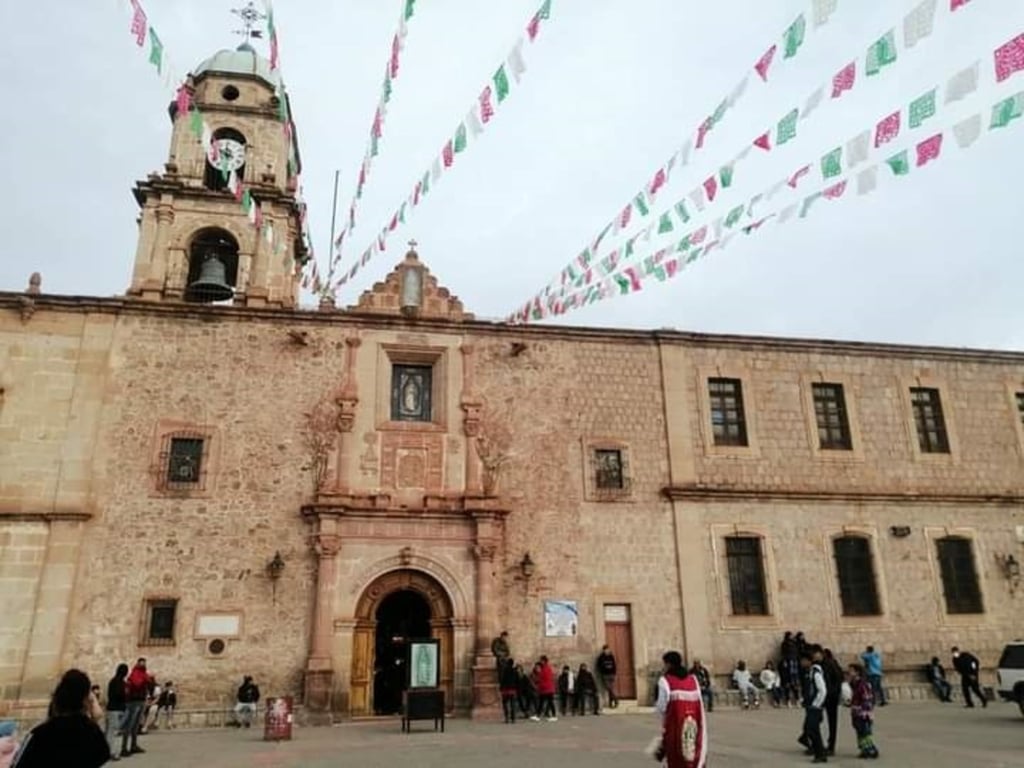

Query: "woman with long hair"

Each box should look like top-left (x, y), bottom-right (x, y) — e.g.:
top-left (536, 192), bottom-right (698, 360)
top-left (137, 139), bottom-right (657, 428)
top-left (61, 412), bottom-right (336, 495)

top-left (12, 669), bottom-right (111, 768)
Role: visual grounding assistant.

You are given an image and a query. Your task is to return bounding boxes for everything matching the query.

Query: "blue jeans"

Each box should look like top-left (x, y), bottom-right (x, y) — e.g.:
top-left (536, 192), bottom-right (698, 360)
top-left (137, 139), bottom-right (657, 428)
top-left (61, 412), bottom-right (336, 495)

top-left (122, 701), bottom-right (144, 752)
top-left (931, 678), bottom-right (952, 701)
top-left (105, 710), bottom-right (124, 756)
top-left (867, 673), bottom-right (886, 705)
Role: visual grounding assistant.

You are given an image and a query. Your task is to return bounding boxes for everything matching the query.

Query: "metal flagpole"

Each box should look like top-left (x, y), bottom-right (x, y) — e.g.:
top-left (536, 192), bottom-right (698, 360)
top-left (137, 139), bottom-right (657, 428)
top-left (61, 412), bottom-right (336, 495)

top-left (326, 169), bottom-right (340, 288)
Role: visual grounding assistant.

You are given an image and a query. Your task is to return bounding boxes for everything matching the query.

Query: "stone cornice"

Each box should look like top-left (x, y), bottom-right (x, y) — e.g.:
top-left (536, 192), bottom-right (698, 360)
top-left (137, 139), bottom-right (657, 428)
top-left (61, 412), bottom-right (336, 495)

top-left (301, 491), bottom-right (509, 520)
top-left (0, 509), bottom-right (93, 522)
top-left (1, 292), bottom-right (1023, 364)
top-left (662, 485), bottom-right (1024, 505)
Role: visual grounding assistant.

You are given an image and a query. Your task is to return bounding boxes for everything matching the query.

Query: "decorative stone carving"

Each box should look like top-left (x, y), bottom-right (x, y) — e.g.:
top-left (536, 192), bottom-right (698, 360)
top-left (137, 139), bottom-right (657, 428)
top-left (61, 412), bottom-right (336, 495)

top-left (302, 398), bottom-right (339, 494)
top-left (313, 533), bottom-right (341, 558)
top-left (399, 546), bottom-right (414, 565)
top-left (472, 542), bottom-right (497, 562)
top-left (18, 296), bottom-right (36, 324)
top-left (359, 432), bottom-right (379, 475)
top-left (461, 399), bottom-right (482, 438)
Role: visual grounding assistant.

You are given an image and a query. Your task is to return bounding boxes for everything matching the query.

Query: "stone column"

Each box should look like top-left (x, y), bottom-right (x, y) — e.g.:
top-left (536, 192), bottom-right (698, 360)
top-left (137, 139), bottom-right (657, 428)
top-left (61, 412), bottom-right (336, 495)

top-left (459, 344), bottom-right (483, 494)
top-left (304, 517), bottom-right (341, 719)
top-left (332, 336), bottom-right (361, 493)
top-left (470, 513), bottom-right (502, 718)
top-left (141, 200), bottom-right (174, 300)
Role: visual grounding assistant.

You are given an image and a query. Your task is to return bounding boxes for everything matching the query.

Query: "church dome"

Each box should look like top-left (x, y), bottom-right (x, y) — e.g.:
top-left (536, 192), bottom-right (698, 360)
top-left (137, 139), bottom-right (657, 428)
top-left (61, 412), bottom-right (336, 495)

top-left (193, 43), bottom-right (282, 89)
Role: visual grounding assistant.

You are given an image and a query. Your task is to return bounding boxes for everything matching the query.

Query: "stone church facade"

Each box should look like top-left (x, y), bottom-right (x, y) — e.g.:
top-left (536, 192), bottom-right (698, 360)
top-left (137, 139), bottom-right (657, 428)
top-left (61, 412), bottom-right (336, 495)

top-left (2, 44), bottom-right (1024, 720)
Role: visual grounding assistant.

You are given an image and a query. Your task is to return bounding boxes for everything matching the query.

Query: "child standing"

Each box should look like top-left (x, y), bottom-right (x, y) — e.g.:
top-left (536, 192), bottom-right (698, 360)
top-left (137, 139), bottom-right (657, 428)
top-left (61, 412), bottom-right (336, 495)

top-left (848, 663), bottom-right (880, 759)
top-left (759, 661), bottom-right (782, 707)
top-left (556, 665), bottom-right (576, 716)
top-left (732, 660), bottom-right (760, 709)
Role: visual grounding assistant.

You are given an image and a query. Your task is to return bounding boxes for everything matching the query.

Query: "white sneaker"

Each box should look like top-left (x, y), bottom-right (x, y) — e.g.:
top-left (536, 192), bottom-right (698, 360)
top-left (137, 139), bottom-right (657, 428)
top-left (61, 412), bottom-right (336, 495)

top-left (546, 716), bottom-right (558, 722)
top-left (529, 715), bottom-right (540, 722)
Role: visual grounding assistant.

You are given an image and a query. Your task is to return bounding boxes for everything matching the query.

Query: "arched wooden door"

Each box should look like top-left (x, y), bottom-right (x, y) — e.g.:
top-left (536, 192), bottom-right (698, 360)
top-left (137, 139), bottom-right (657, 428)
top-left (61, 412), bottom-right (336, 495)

top-left (349, 569), bottom-right (455, 716)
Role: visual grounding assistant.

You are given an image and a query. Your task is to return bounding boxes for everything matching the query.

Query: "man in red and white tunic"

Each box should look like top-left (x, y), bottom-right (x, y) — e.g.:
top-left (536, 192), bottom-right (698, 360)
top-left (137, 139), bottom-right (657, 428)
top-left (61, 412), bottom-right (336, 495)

top-left (655, 651), bottom-right (707, 768)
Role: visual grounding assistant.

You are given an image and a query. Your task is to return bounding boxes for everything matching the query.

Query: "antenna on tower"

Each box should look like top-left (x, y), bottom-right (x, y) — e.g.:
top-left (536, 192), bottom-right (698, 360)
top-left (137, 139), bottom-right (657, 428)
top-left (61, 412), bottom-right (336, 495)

top-left (231, 2), bottom-right (266, 40)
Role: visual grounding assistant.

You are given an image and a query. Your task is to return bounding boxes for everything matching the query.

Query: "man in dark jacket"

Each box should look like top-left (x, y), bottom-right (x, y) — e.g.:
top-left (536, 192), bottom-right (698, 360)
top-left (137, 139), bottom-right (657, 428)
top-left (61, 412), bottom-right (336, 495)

top-left (234, 676), bottom-right (261, 727)
top-left (822, 649), bottom-right (845, 756)
top-left (951, 647), bottom-right (987, 708)
top-left (927, 657), bottom-right (953, 702)
top-left (104, 663), bottom-right (128, 760)
top-left (575, 663), bottom-right (600, 715)
top-left (690, 659), bottom-right (713, 712)
top-left (595, 645), bottom-right (618, 708)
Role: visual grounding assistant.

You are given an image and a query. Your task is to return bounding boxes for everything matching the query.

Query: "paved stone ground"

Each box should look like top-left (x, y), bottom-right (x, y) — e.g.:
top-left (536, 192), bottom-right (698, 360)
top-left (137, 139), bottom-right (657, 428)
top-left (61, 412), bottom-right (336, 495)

top-left (122, 702), bottom-right (1021, 768)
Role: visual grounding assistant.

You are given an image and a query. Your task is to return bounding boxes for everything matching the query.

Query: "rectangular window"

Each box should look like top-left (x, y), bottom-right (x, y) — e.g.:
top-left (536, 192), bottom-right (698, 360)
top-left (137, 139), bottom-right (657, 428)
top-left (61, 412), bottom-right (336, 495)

top-left (936, 538), bottom-right (983, 614)
top-left (910, 387), bottom-right (950, 453)
top-left (812, 383), bottom-right (852, 450)
top-left (1016, 392), bottom-right (1024, 428)
top-left (391, 364), bottom-right (433, 422)
top-left (708, 378), bottom-right (748, 447)
top-left (159, 433), bottom-right (208, 491)
top-left (594, 449), bottom-right (624, 490)
top-left (833, 536), bottom-right (881, 616)
top-left (143, 599), bottom-right (178, 645)
top-left (725, 537), bottom-right (768, 615)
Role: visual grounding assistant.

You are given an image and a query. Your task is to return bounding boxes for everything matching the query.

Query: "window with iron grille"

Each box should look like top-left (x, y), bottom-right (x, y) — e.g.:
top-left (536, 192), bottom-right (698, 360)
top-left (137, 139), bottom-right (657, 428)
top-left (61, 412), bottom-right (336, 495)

top-left (593, 448), bottom-right (625, 490)
top-left (833, 536), bottom-right (881, 616)
top-left (142, 599), bottom-right (178, 645)
top-left (159, 433), bottom-right (208, 491)
top-left (812, 382), bottom-right (852, 450)
top-left (910, 387), bottom-right (950, 453)
top-left (391, 364), bottom-right (433, 422)
top-left (708, 378), bottom-right (748, 447)
top-left (1016, 392), bottom-right (1024, 428)
top-left (725, 536), bottom-right (768, 615)
top-left (936, 537), bottom-right (983, 614)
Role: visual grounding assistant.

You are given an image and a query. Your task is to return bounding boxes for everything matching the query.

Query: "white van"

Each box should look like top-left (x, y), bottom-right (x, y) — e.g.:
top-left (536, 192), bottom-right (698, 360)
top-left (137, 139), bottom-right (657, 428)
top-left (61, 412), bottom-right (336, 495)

top-left (996, 641), bottom-right (1024, 716)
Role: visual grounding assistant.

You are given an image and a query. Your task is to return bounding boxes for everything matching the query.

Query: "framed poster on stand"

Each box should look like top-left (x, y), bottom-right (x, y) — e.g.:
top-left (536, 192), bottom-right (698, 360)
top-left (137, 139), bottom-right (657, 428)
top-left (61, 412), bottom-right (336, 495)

top-left (407, 638), bottom-right (440, 689)
top-left (403, 638), bottom-right (445, 733)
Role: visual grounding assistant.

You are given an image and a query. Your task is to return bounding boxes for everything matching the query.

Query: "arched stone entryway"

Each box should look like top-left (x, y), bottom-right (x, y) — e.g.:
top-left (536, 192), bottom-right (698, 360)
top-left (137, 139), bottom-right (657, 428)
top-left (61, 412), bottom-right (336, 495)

top-left (349, 569), bottom-right (455, 716)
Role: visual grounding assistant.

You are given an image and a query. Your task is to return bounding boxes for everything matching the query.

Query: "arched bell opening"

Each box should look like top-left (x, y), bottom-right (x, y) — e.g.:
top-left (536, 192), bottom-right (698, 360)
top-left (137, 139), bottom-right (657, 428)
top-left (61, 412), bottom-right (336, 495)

top-left (185, 228), bottom-right (239, 303)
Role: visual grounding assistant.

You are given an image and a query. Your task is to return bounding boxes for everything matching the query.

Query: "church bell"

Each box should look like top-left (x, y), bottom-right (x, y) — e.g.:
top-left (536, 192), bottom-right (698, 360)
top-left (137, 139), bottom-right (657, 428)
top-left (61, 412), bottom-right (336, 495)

top-left (185, 254), bottom-right (234, 303)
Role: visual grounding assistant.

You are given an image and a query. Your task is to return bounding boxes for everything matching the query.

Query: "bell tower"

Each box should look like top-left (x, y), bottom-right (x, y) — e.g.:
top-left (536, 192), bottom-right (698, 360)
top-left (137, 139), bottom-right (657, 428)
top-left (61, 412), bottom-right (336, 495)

top-left (126, 40), bottom-right (307, 308)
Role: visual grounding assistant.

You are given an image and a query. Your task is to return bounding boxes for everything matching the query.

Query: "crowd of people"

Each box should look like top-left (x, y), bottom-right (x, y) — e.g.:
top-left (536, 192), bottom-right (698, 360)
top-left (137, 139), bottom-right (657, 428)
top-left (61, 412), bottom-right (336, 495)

top-left (0, 659), bottom-right (260, 767)
top-left (679, 632), bottom-right (993, 764)
top-left (490, 632), bottom-right (619, 722)
top-left (0, 629), bottom-right (993, 766)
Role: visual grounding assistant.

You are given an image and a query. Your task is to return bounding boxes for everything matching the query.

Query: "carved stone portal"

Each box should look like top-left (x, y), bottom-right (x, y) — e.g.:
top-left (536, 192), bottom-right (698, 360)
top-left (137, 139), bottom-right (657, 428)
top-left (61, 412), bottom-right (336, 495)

top-left (349, 569), bottom-right (455, 717)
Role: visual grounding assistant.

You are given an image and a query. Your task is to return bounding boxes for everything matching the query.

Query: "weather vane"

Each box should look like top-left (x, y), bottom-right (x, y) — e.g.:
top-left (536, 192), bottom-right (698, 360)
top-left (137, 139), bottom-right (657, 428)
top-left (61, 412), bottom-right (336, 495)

top-left (231, 2), bottom-right (266, 40)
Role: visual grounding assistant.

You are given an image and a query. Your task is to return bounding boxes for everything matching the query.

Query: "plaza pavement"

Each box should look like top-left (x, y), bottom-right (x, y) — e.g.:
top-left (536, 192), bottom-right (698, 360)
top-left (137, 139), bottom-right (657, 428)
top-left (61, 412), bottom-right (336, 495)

top-left (127, 701), bottom-right (1020, 768)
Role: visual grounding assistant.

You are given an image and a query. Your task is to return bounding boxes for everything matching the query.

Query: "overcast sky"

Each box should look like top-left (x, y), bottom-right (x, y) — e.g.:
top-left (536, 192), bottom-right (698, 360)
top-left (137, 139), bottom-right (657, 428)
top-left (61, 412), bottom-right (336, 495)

top-left (2, 1), bottom-right (1022, 350)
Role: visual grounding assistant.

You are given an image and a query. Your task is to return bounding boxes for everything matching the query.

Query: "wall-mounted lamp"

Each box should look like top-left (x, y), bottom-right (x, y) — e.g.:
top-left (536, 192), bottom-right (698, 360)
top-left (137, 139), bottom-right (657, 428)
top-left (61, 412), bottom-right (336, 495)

top-left (889, 525), bottom-right (912, 538)
top-left (519, 552), bottom-right (536, 581)
top-left (267, 551), bottom-right (286, 580)
top-left (267, 551), bottom-right (285, 604)
top-left (997, 553), bottom-right (1021, 582)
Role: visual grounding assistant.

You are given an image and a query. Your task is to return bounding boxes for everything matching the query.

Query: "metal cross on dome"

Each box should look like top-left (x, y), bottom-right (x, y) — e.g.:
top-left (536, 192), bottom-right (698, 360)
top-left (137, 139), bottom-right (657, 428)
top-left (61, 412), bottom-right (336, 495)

top-left (231, 2), bottom-right (266, 40)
